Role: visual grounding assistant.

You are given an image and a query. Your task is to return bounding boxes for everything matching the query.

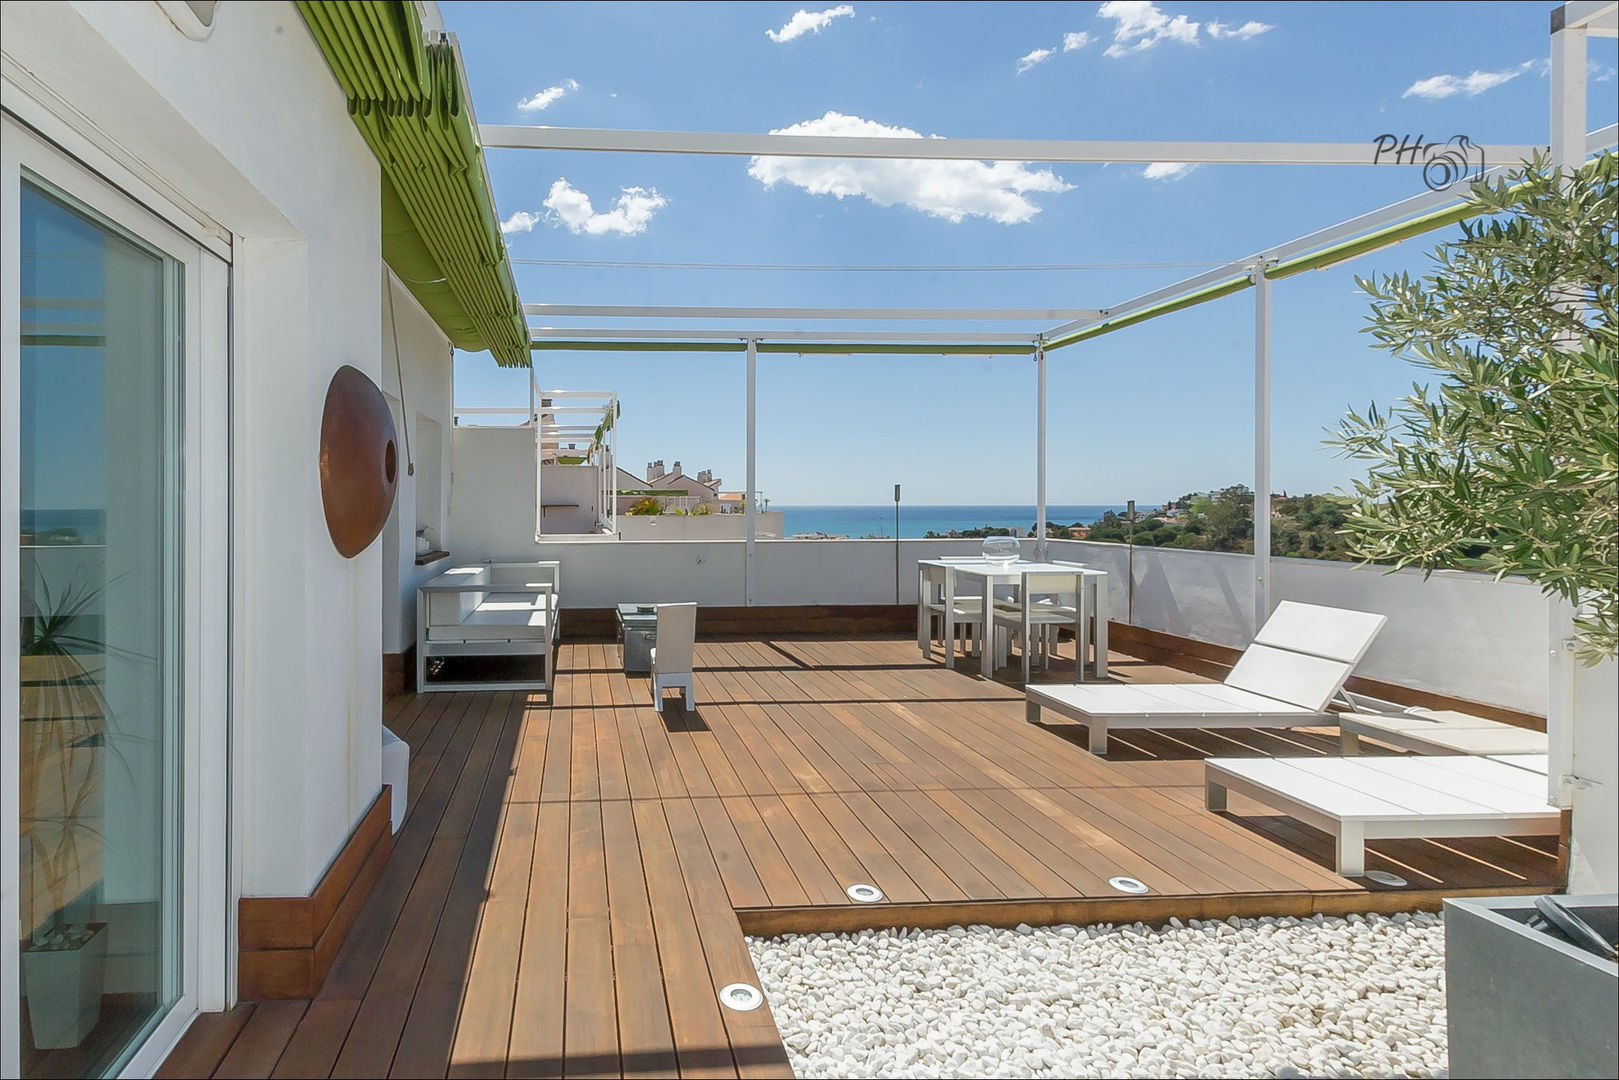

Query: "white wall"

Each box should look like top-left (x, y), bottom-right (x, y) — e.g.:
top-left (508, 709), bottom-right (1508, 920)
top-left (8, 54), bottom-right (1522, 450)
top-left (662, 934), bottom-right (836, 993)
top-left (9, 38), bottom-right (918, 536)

top-left (6, 1), bottom-right (393, 896)
top-left (380, 270), bottom-right (452, 655)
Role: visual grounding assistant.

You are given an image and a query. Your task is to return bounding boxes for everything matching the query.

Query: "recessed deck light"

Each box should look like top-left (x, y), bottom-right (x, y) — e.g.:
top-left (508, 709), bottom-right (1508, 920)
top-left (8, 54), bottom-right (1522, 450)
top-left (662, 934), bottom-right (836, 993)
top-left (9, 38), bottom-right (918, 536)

top-left (1108, 876), bottom-right (1150, 894)
top-left (719, 983), bottom-right (764, 1012)
top-left (1365, 870), bottom-right (1409, 888)
top-left (846, 883), bottom-right (884, 903)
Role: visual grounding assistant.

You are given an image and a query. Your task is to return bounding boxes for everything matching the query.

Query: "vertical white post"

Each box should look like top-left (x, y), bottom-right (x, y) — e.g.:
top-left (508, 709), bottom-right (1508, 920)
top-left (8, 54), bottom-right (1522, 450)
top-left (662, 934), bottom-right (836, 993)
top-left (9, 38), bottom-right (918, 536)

top-left (1550, 11), bottom-right (1587, 175)
top-left (745, 339), bottom-right (757, 606)
top-left (1252, 266), bottom-right (1272, 633)
top-left (1546, 10), bottom-right (1587, 808)
top-left (1035, 343), bottom-right (1047, 561)
top-left (532, 374), bottom-right (544, 539)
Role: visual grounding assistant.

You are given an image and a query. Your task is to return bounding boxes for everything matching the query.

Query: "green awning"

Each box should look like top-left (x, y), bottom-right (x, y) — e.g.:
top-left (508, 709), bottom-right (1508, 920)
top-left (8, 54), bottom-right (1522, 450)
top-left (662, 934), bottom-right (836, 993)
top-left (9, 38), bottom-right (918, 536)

top-left (297, 1), bottom-right (529, 367)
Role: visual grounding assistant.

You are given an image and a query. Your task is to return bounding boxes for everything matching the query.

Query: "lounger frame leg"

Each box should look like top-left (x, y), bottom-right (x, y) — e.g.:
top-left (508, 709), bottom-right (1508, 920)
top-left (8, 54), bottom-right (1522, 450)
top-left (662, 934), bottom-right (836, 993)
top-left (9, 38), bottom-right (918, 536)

top-left (1340, 731), bottom-right (1361, 755)
top-left (1205, 779), bottom-right (1228, 813)
top-left (1335, 821), bottom-right (1366, 877)
top-left (1025, 698), bottom-right (1041, 724)
top-left (1087, 720), bottom-right (1108, 756)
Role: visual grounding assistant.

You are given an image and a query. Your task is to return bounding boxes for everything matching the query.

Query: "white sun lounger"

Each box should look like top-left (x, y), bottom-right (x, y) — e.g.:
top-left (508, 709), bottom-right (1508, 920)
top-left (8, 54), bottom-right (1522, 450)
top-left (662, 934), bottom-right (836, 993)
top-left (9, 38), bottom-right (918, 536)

top-left (1024, 601), bottom-right (1386, 754)
top-left (1204, 754), bottom-right (1559, 876)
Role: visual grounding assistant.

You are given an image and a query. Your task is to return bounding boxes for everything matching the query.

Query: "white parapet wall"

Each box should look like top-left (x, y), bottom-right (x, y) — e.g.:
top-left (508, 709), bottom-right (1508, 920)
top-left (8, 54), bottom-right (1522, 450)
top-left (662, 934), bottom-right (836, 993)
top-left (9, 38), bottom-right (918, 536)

top-left (616, 511), bottom-right (785, 541)
top-left (442, 499), bottom-right (1551, 714)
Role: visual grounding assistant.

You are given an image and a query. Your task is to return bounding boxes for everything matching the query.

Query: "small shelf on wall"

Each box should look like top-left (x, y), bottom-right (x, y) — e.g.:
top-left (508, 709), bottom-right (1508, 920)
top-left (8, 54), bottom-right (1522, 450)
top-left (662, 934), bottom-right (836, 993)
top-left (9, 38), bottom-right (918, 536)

top-left (415, 549), bottom-right (450, 566)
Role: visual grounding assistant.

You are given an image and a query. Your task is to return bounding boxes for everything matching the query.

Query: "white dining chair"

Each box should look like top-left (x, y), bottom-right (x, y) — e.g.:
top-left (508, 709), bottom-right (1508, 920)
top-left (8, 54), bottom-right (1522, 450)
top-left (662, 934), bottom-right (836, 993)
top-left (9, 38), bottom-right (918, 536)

top-left (651, 602), bottom-right (697, 711)
top-left (990, 569), bottom-right (1088, 685)
top-left (919, 562), bottom-right (984, 667)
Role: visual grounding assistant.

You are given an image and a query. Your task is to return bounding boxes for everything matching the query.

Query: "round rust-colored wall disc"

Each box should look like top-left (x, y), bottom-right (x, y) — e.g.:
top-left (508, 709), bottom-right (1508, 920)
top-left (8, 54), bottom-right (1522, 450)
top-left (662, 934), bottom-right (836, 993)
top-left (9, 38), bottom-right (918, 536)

top-left (320, 364), bottom-right (399, 558)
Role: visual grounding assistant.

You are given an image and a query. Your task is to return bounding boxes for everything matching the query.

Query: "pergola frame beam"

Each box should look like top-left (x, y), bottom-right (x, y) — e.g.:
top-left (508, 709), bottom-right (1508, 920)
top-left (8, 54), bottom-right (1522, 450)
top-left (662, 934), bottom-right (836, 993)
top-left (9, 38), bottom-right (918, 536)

top-left (482, 124), bottom-right (1541, 166)
top-left (526, 304), bottom-right (1101, 321)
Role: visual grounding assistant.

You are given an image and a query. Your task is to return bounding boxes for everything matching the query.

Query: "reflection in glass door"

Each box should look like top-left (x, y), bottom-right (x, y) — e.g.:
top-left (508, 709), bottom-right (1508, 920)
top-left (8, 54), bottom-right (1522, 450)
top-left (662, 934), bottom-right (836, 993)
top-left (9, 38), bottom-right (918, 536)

top-left (16, 178), bottom-right (182, 1077)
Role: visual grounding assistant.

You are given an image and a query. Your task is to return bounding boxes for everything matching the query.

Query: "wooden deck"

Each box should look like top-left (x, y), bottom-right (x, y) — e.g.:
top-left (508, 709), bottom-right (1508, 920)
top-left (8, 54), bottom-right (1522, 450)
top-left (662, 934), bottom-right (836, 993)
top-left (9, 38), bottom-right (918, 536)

top-left (161, 636), bottom-right (1559, 1078)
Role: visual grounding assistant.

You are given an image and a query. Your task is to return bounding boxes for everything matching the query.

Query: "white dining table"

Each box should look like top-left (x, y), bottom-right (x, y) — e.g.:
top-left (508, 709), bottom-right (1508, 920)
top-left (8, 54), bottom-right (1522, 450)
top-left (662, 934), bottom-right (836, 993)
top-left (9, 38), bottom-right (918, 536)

top-left (917, 559), bottom-right (1108, 680)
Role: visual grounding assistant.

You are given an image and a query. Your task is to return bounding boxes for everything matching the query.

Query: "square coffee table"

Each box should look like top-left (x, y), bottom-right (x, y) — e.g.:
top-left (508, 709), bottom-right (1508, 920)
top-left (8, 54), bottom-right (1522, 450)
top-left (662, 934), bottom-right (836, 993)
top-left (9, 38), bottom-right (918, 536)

top-left (616, 603), bottom-right (658, 673)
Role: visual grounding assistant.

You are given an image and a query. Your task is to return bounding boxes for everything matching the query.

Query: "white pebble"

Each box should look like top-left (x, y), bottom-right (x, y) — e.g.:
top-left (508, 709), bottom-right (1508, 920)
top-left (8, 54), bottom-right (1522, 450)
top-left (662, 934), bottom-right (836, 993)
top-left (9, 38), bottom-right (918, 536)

top-left (747, 911), bottom-right (1447, 1078)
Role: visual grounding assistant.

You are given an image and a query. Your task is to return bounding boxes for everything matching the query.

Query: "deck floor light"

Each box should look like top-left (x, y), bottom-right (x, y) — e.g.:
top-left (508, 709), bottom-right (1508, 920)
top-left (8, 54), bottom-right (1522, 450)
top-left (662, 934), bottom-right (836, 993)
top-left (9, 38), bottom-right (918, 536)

top-left (1365, 870), bottom-right (1409, 888)
top-left (719, 983), bottom-right (764, 1011)
top-left (846, 883), bottom-right (884, 903)
top-left (1108, 876), bottom-right (1150, 895)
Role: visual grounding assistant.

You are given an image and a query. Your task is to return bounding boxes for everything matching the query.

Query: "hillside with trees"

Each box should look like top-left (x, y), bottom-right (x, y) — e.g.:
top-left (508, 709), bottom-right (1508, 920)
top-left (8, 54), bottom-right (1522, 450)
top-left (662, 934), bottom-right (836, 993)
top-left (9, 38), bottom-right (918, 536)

top-left (1083, 485), bottom-right (1362, 560)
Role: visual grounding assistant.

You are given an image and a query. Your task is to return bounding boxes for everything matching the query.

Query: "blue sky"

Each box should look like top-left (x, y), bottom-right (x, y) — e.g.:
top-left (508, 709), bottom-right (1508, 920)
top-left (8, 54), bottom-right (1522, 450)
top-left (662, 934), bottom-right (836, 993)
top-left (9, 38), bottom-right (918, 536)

top-left (445, 1), bottom-right (1616, 506)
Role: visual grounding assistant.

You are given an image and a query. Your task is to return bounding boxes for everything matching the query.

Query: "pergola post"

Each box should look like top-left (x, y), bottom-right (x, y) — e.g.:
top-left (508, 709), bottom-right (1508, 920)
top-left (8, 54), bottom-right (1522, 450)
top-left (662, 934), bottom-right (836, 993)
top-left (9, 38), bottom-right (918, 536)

top-left (1546, 4), bottom-right (1591, 808)
top-left (1035, 343), bottom-right (1047, 560)
top-left (1251, 265), bottom-right (1273, 633)
top-left (745, 338), bottom-right (757, 606)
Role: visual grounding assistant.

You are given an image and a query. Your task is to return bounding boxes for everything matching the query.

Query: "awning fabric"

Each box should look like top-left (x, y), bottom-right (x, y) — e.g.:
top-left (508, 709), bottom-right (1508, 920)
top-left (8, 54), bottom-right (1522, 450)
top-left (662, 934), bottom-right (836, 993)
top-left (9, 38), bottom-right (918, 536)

top-left (297, 1), bottom-right (530, 367)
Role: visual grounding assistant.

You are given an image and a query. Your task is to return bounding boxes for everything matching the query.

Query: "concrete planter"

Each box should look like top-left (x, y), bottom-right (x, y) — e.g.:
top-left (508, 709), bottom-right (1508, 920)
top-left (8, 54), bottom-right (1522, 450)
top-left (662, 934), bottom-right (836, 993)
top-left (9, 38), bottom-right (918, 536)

top-left (1445, 894), bottom-right (1617, 1079)
top-left (22, 922), bottom-right (109, 1050)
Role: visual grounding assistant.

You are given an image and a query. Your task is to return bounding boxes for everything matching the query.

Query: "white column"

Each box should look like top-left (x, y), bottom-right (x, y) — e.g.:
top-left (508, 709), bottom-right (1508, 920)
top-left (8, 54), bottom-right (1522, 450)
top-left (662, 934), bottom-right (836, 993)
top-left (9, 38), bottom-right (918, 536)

top-left (745, 339), bottom-right (757, 606)
top-left (1035, 343), bottom-right (1047, 560)
top-left (1252, 266), bottom-right (1272, 633)
top-left (1546, 14), bottom-right (1587, 808)
top-left (1550, 15), bottom-right (1587, 174)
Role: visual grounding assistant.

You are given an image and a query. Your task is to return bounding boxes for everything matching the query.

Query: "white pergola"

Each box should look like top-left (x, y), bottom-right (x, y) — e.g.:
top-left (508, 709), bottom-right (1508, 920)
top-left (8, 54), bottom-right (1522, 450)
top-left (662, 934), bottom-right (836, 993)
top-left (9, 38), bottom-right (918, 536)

top-left (484, 2), bottom-right (1616, 801)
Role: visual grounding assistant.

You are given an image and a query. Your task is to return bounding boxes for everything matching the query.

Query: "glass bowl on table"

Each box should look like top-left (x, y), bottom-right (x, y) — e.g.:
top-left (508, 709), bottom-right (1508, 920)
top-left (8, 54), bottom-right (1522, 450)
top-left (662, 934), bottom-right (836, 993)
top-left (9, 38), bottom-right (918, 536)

top-left (980, 536), bottom-right (1021, 565)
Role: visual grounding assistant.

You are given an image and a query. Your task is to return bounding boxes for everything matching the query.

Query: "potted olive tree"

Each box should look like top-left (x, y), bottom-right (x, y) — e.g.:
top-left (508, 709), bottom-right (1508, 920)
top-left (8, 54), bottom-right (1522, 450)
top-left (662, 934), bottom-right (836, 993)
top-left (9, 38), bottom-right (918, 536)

top-left (20, 572), bottom-right (112, 1049)
top-left (1330, 151), bottom-right (1616, 1078)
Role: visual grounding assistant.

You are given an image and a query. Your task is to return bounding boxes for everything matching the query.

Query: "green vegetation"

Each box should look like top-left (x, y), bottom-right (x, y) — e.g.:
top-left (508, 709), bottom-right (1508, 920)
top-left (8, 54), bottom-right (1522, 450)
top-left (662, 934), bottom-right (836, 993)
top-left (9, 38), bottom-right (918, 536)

top-left (1329, 153), bottom-right (1617, 662)
top-left (625, 496), bottom-right (664, 516)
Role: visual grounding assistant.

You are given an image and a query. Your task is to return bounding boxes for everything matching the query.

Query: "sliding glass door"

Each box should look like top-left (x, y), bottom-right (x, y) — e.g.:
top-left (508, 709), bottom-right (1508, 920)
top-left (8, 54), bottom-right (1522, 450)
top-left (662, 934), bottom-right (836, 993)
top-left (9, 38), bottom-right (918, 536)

top-left (3, 114), bottom-right (229, 1079)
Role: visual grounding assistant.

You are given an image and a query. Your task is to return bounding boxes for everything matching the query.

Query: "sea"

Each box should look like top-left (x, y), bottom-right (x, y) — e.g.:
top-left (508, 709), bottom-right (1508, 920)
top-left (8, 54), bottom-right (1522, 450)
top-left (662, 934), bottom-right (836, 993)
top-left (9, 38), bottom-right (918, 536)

top-left (775, 504), bottom-right (1137, 539)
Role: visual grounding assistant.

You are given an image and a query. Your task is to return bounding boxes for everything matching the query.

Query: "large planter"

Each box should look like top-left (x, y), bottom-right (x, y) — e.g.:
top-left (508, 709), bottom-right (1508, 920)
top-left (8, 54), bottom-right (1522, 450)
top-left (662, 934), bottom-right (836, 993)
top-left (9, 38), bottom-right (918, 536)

top-left (1445, 895), bottom-right (1617, 1079)
top-left (22, 921), bottom-right (109, 1049)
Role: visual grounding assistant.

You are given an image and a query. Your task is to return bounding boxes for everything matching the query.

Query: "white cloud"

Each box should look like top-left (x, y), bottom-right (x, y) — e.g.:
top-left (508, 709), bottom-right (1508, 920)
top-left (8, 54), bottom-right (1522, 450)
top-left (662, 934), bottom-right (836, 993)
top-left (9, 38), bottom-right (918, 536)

top-left (1402, 60), bottom-right (1533, 99)
top-left (500, 210), bottom-right (543, 235)
top-left (746, 112), bottom-right (1073, 225)
top-left (1098, 1), bottom-right (1200, 57)
top-left (1142, 161), bottom-right (1198, 181)
top-left (1063, 31), bottom-right (1092, 52)
top-left (517, 78), bottom-right (579, 112)
top-left (1207, 19), bottom-right (1272, 41)
top-left (766, 5), bottom-right (855, 44)
top-left (1016, 47), bottom-right (1055, 74)
top-left (509, 179), bottom-right (668, 236)
top-left (1589, 60), bottom-right (1616, 83)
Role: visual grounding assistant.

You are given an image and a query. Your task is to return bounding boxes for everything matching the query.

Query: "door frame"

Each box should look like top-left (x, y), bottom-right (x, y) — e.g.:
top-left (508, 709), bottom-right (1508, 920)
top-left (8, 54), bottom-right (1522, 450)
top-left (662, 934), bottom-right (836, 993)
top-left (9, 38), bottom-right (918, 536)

top-left (0, 110), bottom-right (231, 1079)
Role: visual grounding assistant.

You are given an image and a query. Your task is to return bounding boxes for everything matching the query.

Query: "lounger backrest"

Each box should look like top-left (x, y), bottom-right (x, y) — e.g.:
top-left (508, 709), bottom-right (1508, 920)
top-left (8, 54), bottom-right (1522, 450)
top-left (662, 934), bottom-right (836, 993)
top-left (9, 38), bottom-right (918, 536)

top-left (656, 602), bottom-right (697, 673)
top-left (1223, 601), bottom-right (1386, 711)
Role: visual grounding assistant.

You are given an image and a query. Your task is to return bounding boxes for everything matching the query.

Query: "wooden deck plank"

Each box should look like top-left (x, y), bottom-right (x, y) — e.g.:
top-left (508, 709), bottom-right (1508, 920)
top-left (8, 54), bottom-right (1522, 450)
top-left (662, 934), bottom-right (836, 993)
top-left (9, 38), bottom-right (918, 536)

top-left (504, 800), bottom-right (571, 1080)
top-left (214, 999), bottom-right (309, 1079)
top-left (271, 999), bottom-right (359, 1079)
top-left (562, 800), bottom-right (620, 1080)
top-left (602, 799), bottom-right (681, 1079)
top-left (155, 1004), bottom-right (254, 1079)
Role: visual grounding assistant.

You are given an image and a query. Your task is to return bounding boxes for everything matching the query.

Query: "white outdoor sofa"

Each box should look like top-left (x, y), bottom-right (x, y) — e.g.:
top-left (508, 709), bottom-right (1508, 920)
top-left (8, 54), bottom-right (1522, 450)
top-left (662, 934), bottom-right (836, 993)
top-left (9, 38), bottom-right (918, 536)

top-left (1024, 600), bottom-right (1386, 754)
top-left (416, 561), bottom-right (560, 699)
top-left (1204, 754), bottom-right (1560, 876)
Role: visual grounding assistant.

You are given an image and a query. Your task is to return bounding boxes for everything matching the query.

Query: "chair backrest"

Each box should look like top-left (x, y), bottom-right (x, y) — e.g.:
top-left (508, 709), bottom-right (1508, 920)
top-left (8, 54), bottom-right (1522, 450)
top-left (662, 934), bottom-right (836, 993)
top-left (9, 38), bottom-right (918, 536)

top-left (1223, 601), bottom-right (1387, 711)
top-left (1021, 570), bottom-right (1084, 602)
top-left (656, 602), bottom-right (697, 673)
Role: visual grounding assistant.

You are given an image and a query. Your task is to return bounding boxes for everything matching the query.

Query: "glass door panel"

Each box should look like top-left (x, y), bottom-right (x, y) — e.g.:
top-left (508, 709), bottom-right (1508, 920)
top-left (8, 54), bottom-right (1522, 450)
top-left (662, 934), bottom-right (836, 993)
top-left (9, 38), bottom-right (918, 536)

top-left (17, 178), bottom-right (181, 1078)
